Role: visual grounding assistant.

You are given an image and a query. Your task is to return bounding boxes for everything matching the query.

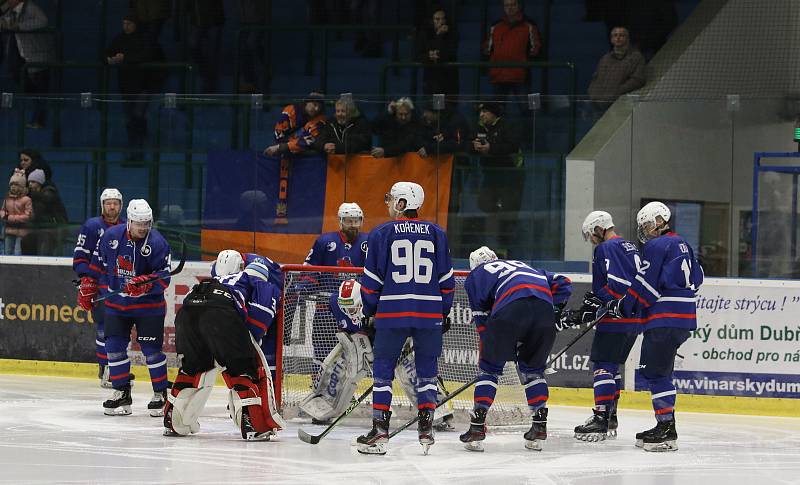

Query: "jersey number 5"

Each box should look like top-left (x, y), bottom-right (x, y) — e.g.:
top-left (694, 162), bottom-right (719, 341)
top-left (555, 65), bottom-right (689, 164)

top-left (391, 239), bottom-right (434, 284)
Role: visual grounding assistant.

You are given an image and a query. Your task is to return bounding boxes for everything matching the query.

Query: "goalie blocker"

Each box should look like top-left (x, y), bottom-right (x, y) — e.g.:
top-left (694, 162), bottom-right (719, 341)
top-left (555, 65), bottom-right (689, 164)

top-left (164, 278), bottom-right (285, 440)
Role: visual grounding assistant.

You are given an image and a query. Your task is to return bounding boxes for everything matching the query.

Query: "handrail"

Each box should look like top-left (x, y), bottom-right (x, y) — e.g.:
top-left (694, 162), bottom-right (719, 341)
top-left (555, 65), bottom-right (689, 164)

top-left (379, 60), bottom-right (578, 147)
top-left (233, 24), bottom-right (416, 96)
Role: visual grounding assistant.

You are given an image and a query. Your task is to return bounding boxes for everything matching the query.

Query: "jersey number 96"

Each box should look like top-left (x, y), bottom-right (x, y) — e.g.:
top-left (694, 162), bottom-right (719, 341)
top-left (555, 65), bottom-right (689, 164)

top-left (391, 239), bottom-right (434, 284)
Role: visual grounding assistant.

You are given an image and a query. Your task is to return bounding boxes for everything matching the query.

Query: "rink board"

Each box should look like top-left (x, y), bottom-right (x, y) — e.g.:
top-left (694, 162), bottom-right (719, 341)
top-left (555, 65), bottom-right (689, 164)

top-left (1, 257), bottom-right (799, 415)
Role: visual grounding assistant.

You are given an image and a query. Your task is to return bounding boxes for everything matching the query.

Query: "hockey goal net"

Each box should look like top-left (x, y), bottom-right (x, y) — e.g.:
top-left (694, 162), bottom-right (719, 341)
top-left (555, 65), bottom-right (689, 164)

top-left (276, 265), bottom-right (532, 424)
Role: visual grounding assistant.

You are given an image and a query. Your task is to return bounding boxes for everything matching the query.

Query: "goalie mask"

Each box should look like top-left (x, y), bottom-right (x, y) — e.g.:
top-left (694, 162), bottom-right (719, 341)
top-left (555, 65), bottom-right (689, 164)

top-left (469, 246), bottom-right (498, 270)
top-left (636, 201), bottom-right (671, 243)
top-left (215, 250), bottom-right (244, 277)
top-left (337, 279), bottom-right (364, 323)
top-left (581, 210), bottom-right (614, 243)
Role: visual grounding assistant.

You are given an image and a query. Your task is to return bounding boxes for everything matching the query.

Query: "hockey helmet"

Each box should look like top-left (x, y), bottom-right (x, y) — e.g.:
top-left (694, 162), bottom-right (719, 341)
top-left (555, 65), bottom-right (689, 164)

top-left (215, 250), bottom-right (244, 277)
top-left (636, 201), bottom-right (671, 243)
top-left (337, 202), bottom-right (364, 229)
top-left (469, 246), bottom-right (498, 270)
top-left (581, 210), bottom-right (614, 242)
top-left (337, 279), bottom-right (364, 322)
top-left (386, 181), bottom-right (424, 211)
top-left (100, 188), bottom-right (123, 205)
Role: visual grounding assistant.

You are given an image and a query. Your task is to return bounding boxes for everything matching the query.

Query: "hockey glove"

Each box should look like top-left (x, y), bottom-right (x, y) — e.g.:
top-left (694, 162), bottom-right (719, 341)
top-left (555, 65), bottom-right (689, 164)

top-left (553, 302), bottom-right (566, 322)
top-left (582, 292), bottom-right (604, 312)
top-left (124, 274), bottom-right (154, 297)
top-left (442, 316), bottom-right (452, 334)
top-left (605, 296), bottom-right (626, 319)
top-left (557, 310), bottom-right (582, 332)
top-left (77, 277), bottom-right (98, 310)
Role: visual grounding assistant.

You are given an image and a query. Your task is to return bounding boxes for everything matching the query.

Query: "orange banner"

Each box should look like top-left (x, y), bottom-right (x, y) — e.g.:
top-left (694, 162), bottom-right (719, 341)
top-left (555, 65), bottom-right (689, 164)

top-left (201, 153), bottom-right (453, 264)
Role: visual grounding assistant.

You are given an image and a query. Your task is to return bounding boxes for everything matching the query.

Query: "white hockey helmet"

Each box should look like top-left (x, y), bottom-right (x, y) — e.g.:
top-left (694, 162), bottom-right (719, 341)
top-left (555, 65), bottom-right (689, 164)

top-left (215, 250), bottom-right (244, 277)
top-left (127, 198), bottom-right (153, 227)
top-left (386, 181), bottom-right (424, 211)
top-left (581, 210), bottom-right (614, 242)
top-left (469, 246), bottom-right (498, 270)
top-left (100, 188), bottom-right (123, 205)
top-left (636, 201), bottom-right (671, 243)
top-left (337, 202), bottom-right (363, 229)
top-left (337, 279), bottom-right (364, 322)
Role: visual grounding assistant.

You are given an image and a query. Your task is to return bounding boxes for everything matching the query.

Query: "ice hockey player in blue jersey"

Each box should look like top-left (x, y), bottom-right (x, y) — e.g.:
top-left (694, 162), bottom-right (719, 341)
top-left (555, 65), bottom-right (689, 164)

top-left (607, 201), bottom-right (703, 452)
top-left (459, 246), bottom-right (572, 452)
top-left (74, 188), bottom-right (125, 388)
top-left (164, 254), bottom-right (285, 440)
top-left (302, 202), bottom-right (369, 402)
top-left (299, 279), bottom-right (454, 429)
top-left (82, 199), bottom-right (172, 416)
top-left (356, 182), bottom-right (454, 456)
top-left (562, 211), bottom-right (641, 442)
top-left (304, 202), bottom-right (368, 268)
top-left (212, 249), bottom-right (283, 380)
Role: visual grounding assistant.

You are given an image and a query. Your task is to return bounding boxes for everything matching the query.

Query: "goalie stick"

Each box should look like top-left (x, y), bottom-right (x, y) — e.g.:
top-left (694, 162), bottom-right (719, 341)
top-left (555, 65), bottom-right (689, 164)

top-left (93, 239), bottom-right (187, 303)
top-left (388, 308), bottom-right (609, 439)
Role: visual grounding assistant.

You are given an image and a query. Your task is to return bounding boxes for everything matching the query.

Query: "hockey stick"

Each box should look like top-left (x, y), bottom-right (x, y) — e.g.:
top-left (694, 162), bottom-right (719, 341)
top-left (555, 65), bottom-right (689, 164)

top-left (543, 307), bottom-right (607, 374)
top-left (388, 309), bottom-right (610, 439)
top-left (93, 239), bottom-right (187, 303)
top-left (297, 343), bottom-right (414, 445)
top-left (298, 385), bottom-right (373, 445)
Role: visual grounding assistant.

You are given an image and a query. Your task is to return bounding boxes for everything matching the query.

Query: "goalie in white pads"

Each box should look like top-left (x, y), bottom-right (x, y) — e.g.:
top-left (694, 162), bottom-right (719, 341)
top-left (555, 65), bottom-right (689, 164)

top-left (163, 252), bottom-right (285, 440)
top-left (299, 279), bottom-right (454, 430)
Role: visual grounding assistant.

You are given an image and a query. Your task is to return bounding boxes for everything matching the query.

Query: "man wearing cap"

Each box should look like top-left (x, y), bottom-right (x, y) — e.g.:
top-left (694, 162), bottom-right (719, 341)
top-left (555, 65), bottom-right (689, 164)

top-left (264, 92), bottom-right (328, 156)
top-left (470, 102), bottom-right (523, 258)
top-left (72, 188), bottom-right (126, 388)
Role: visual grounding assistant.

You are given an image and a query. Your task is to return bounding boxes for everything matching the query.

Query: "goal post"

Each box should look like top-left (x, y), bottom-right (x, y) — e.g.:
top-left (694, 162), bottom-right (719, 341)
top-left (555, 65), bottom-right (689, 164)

top-left (275, 264), bottom-right (537, 424)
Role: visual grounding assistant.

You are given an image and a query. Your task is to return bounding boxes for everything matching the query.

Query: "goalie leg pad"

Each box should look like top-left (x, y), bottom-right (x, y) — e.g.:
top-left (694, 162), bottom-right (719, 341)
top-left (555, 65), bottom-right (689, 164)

top-left (299, 332), bottom-right (373, 421)
top-left (225, 374), bottom-right (284, 439)
top-left (163, 368), bottom-right (218, 436)
top-left (394, 339), bottom-right (418, 405)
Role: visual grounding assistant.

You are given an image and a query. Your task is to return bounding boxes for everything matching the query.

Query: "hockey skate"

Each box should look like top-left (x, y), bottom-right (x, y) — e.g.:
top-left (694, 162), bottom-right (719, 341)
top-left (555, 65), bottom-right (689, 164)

top-left (103, 385), bottom-right (132, 416)
top-left (98, 365), bottom-right (112, 389)
top-left (418, 410), bottom-right (435, 455)
top-left (459, 408), bottom-right (487, 452)
top-left (356, 411), bottom-right (391, 455)
top-left (523, 407), bottom-right (547, 451)
top-left (241, 407), bottom-right (276, 441)
top-left (574, 409), bottom-right (609, 442)
top-left (433, 413), bottom-right (456, 432)
top-left (608, 412), bottom-right (619, 438)
top-left (638, 419), bottom-right (678, 452)
top-left (148, 389), bottom-right (168, 417)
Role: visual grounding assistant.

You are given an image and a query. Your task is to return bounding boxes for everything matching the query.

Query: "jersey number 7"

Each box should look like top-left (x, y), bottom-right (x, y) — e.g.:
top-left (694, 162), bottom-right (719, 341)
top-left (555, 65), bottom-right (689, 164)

top-left (391, 240), bottom-right (434, 284)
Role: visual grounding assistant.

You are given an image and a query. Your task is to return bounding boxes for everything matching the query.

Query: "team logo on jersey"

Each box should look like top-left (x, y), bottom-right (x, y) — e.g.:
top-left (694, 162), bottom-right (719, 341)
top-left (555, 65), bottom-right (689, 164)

top-left (336, 256), bottom-right (353, 267)
top-left (326, 241), bottom-right (337, 252)
top-left (360, 241), bottom-right (368, 253)
top-left (140, 244), bottom-right (152, 257)
top-left (98, 228), bottom-right (105, 238)
top-left (116, 255), bottom-right (135, 277)
top-left (109, 239), bottom-right (118, 249)
top-left (344, 243), bottom-right (351, 251)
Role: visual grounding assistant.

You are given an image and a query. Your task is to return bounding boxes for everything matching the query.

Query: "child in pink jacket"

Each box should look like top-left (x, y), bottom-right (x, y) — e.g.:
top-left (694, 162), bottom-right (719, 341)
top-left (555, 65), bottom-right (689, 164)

top-left (1, 169), bottom-right (33, 255)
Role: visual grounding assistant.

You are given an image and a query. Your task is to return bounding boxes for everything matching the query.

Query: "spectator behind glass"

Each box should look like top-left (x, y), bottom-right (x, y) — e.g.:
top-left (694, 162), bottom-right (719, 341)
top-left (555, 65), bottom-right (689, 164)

top-left (17, 148), bottom-right (52, 181)
top-left (106, 12), bottom-right (166, 162)
top-left (182, 0), bottom-right (224, 93)
top-left (1, 169), bottom-right (33, 255)
top-left (420, 101), bottom-right (468, 156)
top-left (236, 0), bottom-right (267, 94)
top-left (0, 0), bottom-right (56, 129)
top-left (415, 6), bottom-right (459, 96)
top-left (483, 0), bottom-right (542, 100)
top-left (371, 97), bottom-right (426, 158)
top-left (25, 168), bottom-right (68, 255)
top-left (129, 0), bottom-right (172, 42)
top-left (264, 92), bottom-right (327, 157)
top-left (315, 96), bottom-right (372, 155)
top-left (470, 102), bottom-right (523, 258)
top-left (587, 26), bottom-right (645, 112)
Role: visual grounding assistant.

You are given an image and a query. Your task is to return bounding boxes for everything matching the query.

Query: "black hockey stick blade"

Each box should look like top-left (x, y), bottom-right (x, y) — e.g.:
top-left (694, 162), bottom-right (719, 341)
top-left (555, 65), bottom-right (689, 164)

top-left (298, 385), bottom-right (373, 445)
top-left (94, 239), bottom-right (187, 303)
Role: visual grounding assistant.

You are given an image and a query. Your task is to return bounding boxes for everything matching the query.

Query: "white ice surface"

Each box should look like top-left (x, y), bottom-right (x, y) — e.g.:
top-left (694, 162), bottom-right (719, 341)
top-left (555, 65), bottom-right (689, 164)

top-left (1, 374), bottom-right (799, 485)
